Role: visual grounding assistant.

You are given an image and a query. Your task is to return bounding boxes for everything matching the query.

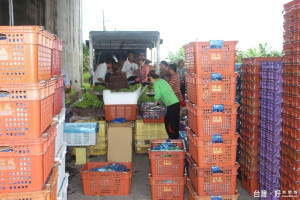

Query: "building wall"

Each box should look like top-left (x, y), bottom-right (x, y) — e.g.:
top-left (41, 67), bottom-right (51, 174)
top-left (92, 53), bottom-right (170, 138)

top-left (0, 0), bottom-right (83, 91)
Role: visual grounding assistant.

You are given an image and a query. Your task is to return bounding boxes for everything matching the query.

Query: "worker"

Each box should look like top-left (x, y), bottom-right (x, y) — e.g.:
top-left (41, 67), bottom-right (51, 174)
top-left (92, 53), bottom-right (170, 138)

top-left (148, 70), bottom-right (180, 139)
top-left (177, 60), bottom-right (187, 106)
top-left (159, 60), bottom-right (171, 82)
top-left (107, 62), bottom-right (129, 91)
top-left (122, 50), bottom-right (139, 81)
top-left (94, 57), bottom-right (115, 86)
top-left (135, 54), bottom-right (151, 86)
top-left (61, 69), bottom-right (71, 108)
top-left (168, 64), bottom-right (183, 102)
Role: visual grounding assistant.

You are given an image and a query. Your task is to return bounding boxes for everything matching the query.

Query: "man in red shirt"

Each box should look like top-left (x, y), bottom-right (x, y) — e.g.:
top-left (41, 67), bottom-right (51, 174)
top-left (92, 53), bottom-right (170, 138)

top-left (168, 64), bottom-right (183, 102)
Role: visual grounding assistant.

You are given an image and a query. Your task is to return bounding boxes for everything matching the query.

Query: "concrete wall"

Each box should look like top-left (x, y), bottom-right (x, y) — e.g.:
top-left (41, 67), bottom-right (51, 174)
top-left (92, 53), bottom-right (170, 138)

top-left (0, 0), bottom-right (83, 91)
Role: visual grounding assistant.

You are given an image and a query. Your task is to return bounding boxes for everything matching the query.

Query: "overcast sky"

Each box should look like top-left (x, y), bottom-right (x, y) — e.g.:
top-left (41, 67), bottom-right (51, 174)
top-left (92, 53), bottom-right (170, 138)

top-left (83, 0), bottom-right (291, 59)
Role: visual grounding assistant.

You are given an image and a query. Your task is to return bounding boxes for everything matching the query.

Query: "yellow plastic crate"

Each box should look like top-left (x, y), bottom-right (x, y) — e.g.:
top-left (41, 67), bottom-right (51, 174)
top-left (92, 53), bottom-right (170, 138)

top-left (89, 148), bottom-right (107, 155)
top-left (134, 120), bottom-right (168, 141)
top-left (89, 142), bottom-right (106, 150)
top-left (134, 139), bottom-right (150, 154)
top-left (135, 146), bottom-right (148, 154)
top-left (75, 147), bottom-right (90, 165)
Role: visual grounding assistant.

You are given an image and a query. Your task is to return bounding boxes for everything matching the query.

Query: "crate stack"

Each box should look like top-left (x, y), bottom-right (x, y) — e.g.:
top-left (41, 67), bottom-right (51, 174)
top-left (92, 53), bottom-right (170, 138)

top-left (240, 57), bottom-right (282, 196)
top-left (148, 140), bottom-right (186, 200)
top-left (0, 26), bottom-right (67, 199)
top-left (281, 0), bottom-right (300, 197)
top-left (258, 60), bottom-right (283, 199)
top-left (184, 41), bottom-right (240, 199)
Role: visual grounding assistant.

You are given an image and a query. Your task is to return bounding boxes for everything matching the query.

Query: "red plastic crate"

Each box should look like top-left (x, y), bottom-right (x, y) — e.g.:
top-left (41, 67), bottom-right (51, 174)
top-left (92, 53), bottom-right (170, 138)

top-left (184, 41), bottom-right (238, 74)
top-left (241, 88), bottom-right (259, 100)
top-left (0, 123), bottom-right (56, 193)
top-left (0, 26), bottom-right (54, 83)
top-left (281, 161), bottom-right (300, 182)
top-left (283, 7), bottom-right (300, 22)
top-left (283, 0), bottom-right (299, 11)
top-left (282, 103), bottom-right (300, 118)
top-left (187, 180), bottom-right (240, 200)
top-left (281, 142), bottom-right (300, 161)
top-left (104, 104), bottom-right (137, 121)
top-left (282, 123), bottom-right (300, 139)
top-left (0, 81), bottom-right (55, 139)
top-left (280, 170), bottom-right (300, 194)
top-left (240, 96), bottom-right (260, 107)
top-left (284, 53), bottom-right (300, 64)
top-left (240, 111), bottom-right (259, 124)
top-left (240, 150), bottom-right (259, 171)
top-left (240, 119), bottom-right (259, 134)
top-left (280, 181), bottom-right (299, 200)
top-left (241, 73), bottom-right (260, 83)
top-left (283, 94), bottom-right (300, 107)
top-left (284, 20), bottom-right (300, 32)
top-left (241, 80), bottom-right (260, 91)
top-left (283, 84), bottom-right (300, 96)
top-left (80, 162), bottom-right (133, 196)
top-left (283, 64), bottom-right (300, 74)
top-left (282, 114), bottom-right (300, 129)
top-left (51, 37), bottom-right (63, 76)
top-left (187, 155), bottom-right (238, 196)
top-left (240, 165), bottom-right (259, 197)
top-left (185, 73), bottom-right (238, 106)
top-left (283, 30), bottom-right (300, 43)
top-left (283, 41), bottom-right (300, 54)
top-left (240, 141), bottom-right (259, 156)
top-left (186, 127), bottom-right (238, 167)
top-left (149, 140), bottom-right (186, 177)
top-left (240, 125), bottom-right (259, 140)
top-left (240, 132), bottom-right (259, 148)
top-left (53, 75), bottom-right (64, 116)
top-left (186, 101), bottom-right (238, 136)
top-left (281, 152), bottom-right (300, 173)
top-left (149, 175), bottom-right (186, 200)
top-left (0, 164), bottom-right (58, 200)
top-left (143, 116), bottom-right (165, 123)
top-left (240, 103), bottom-right (259, 115)
top-left (283, 74), bottom-right (300, 85)
top-left (241, 57), bottom-right (283, 74)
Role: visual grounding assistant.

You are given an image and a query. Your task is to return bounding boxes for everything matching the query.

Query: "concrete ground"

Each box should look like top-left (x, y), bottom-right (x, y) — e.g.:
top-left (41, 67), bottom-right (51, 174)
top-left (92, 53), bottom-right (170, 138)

top-left (67, 153), bottom-right (255, 200)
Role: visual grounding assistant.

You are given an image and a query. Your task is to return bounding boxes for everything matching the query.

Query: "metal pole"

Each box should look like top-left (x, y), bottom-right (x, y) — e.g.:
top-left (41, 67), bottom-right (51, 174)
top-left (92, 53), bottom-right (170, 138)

top-left (89, 34), bottom-right (94, 85)
top-left (9, 0), bottom-right (14, 26)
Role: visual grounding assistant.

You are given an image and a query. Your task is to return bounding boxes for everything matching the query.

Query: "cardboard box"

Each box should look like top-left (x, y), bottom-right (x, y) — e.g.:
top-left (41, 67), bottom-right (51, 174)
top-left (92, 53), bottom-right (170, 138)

top-left (107, 122), bottom-right (133, 162)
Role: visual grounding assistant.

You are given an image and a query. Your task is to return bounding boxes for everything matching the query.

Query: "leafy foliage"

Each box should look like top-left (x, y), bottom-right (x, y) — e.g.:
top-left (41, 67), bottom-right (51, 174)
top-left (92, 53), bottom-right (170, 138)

top-left (74, 92), bottom-right (103, 108)
top-left (167, 47), bottom-right (186, 64)
top-left (83, 43), bottom-right (90, 73)
top-left (236, 43), bottom-right (282, 63)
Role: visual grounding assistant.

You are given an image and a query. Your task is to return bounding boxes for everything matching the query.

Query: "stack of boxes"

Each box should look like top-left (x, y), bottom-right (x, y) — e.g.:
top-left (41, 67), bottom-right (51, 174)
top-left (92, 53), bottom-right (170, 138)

top-left (184, 41), bottom-right (240, 199)
top-left (240, 57), bottom-right (282, 196)
top-left (0, 26), bottom-right (67, 199)
top-left (258, 60), bottom-right (283, 199)
top-left (281, 0), bottom-right (300, 197)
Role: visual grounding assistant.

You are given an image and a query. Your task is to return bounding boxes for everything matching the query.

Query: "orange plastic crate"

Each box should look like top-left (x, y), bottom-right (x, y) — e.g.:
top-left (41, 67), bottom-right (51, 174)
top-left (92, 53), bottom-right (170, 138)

top-left (283, 30), bottom-right (300, 44)
top-left (240, 132), bottom-right (259, 148)
top-left (186, 127), bottom-right (238, 167)
top-left (0, 81), bottom-right (55, 139)
top-left (53, 75), bottom-right (64, 116)
top-left (240, 111), bottom-right (259, 124)
top-left (51, 37), bottom-right (63, 76)
top-left (0, 123), bottom-right (56, 193)
top-left (282, 114), bottom-right (300, 129)
top-left (186, 101), bottom-right (238, 136)
top-left (143, 116), bottom-right (165, 123)
top-left (241, 88), bottom-right (260, 99)
top-left (284, 20), bottom-right (300, 32)
top-left (284, 53), bottom-right (300, 64)
top-left (149, 175), bottom-right (186, 200)
top-left (241, 73), bottom-right (260, 82)
top-left (240, 103), bottom-right (260, 115)
top-left (283, 0), bottom-right (299, 11)
top-left (80, 162), bottom-right (132, 196)
top-left (282, 123), bottom-right (300, 139)
top-left (149, 140), bottom-right (186, 177)
top-left (187, 155), bottom-right (238, 196)
top-left (104, 104), bottom-right (137, 121)
top-left (240, 96), bottom-right (260, 107)
top-left (280, 181), bottom-right (299, 200)
top-left (185, 73), bottom-right (238, 106)
top-left (240, 125), bottom-right (259, 139)
top-left (0, 164), bottom-right (58, 200)
top-left (241, 57), bottom-right (282, 74)
top-left (240, 165), bottom-right (259, 197)
top-left (240, 119), bottom-right (259, 133)
top-left (0, 26), bottom-right (54, 83)
top-left (240, 141), bottom-right (259, 156)
top-left (282, 132), bottom-right (300, 150)
top-left (283, 64), bottom-right (300, 74)
top-left (283, 6), bottom-right (300, 22)
top-left (281, 161), bottom-right (300, 182)
top-left (283, 84), bottom-right (300, 96)
top-left (241, 80), bottom-right (260, 91)
top-left (281, 142), bottom-right (300, 161)
top-left (184, 41), bottom-right (237, 74)
top-left (283, 41), bottom-right (300, 54)
top-left (187, 179), bottom-right (240, 200)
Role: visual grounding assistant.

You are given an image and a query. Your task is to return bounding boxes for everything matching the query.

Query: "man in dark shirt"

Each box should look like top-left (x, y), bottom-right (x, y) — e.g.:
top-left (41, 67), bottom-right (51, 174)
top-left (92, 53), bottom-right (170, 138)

top-left (107, 63), bottom-right (129, 91)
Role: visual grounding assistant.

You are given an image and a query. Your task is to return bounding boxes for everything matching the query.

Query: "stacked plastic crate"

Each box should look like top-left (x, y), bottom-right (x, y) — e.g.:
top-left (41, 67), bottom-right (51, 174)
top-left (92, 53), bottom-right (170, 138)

top-left (281, 0), bottom-right (300, 198)
top-left (0, 26), bottom-right (59, 198)
top-left (258, 60), bottom-right (283, 199)
top-left (240, 57), bottom-right (282, 196)
top-left (184, 41), bottom-right (240, 199)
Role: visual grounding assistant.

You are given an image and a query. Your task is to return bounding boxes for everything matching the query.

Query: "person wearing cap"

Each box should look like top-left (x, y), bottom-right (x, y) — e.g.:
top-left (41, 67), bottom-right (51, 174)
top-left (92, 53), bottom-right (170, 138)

top-left (122, 50), bottom-right (139, 81)
top-left (159, 60), bottom-right (171, 82)
top-left (135, 54), bottom-right (151, 86)
top-left (148, 70), bottom-right (180, 139)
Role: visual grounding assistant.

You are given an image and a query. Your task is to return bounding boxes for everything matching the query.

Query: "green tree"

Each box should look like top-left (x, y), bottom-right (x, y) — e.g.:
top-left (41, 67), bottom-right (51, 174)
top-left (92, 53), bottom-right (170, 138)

top-left (167, 47), bottom-right (186, 64)
top-left (236, 43), bottom-right (282, 63)
top-left (83, 43), bottom-right (90, 73)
